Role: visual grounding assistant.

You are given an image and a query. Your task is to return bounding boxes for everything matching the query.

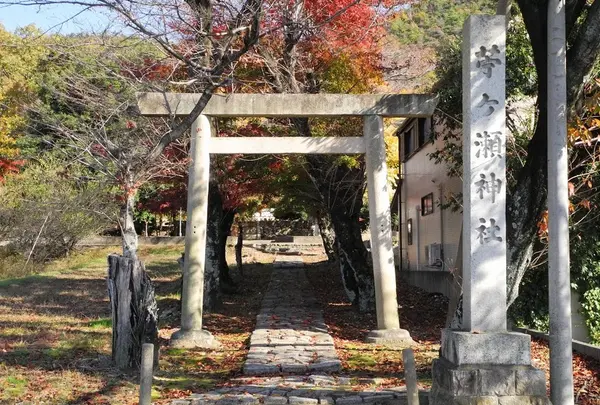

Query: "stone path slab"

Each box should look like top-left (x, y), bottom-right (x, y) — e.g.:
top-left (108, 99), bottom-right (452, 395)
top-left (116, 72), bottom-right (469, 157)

top-left (170, 375), bottom-right (430, 404)
top-left (243, 256), bottom-right (341, 375)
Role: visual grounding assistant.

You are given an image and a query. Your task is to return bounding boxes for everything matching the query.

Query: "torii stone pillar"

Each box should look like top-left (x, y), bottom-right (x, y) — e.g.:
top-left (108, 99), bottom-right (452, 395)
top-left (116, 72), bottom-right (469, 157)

top-left (171, 114), bottom-right (219, 349)
top-left (430, 16), bottom-right (549, 404)
top-left (364, 115), bottom-right (413, 345)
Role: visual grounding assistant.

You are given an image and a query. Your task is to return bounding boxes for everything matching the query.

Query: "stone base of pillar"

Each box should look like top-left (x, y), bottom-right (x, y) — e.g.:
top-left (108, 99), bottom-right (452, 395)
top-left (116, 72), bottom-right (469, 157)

top-left (170, 329), bottom-right (220, 349)
top-left (366, 328), bottom-right (413, 347)
top-left (430, 330), bottom-right (549, 405)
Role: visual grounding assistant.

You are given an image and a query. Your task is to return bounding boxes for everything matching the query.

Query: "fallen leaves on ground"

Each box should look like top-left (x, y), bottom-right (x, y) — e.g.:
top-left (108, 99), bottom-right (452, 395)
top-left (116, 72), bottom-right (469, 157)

top-left (0, 246), bottom-right (270, 404)
top-left (1, 247), bottom-right (599, 404)
top-left (304, 261), bottom-right (443, 387)
top-left (530, 338), bottom-right (600, 404)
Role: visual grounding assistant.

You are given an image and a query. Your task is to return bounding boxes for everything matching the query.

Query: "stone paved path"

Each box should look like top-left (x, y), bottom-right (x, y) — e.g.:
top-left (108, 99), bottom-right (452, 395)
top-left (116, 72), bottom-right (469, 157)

top-left (243, 255), bottom-right (342, 375)
top-left (168, 256), bottom-right (431, 404)
top-left (171, 375), bottom-right (429, 404)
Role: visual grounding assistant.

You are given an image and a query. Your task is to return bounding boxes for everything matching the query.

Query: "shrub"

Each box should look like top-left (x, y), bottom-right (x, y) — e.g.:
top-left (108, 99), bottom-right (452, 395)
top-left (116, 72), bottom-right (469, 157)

top-left (0, 158), bottom-right (116, 264)
top-left (581, 288), bottom-right (600, 344)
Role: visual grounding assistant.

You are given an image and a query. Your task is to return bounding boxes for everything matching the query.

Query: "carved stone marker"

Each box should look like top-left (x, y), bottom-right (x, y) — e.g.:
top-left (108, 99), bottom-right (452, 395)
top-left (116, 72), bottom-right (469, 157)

top-left (463, 16), bottom-right (507, 333)
top-left (429, 15), bottom-right (550, 404)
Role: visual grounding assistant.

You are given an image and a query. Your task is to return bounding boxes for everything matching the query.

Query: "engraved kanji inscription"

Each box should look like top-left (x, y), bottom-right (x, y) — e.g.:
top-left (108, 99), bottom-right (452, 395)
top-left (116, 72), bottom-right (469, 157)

top-left (476, 218), bottom-right (503, 244)
top-left (474, 172), bottom-right (502, 203)
top-left (476, 93), bottom-right (499, 116)
top-left (474, 131), bottom-right (502, 159)
top-left (475, 45), bottom-right (502, 78)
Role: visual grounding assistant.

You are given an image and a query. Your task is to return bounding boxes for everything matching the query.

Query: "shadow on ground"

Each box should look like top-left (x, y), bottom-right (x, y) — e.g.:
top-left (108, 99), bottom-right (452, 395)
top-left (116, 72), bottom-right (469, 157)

top-left (304, 260), bottom-right (447, 381)
top-left (0, 246), bottom-right (271, 404)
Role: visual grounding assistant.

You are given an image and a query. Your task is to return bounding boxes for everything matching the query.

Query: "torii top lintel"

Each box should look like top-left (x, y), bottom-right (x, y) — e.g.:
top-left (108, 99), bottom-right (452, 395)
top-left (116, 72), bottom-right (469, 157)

top-left (136, 92), bottom-right (438, 117)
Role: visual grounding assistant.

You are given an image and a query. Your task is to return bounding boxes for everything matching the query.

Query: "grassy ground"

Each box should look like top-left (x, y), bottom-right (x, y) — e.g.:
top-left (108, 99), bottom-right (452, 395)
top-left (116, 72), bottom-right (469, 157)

top-left (0, 245), bottom-right (272, 405)
top-left (1, 246), bottom-right (599, 404)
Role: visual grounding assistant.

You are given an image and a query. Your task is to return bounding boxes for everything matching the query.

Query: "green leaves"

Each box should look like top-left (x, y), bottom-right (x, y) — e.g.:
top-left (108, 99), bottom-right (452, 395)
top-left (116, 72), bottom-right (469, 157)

top-left (0, 25), bottom-right (46, 158)
top-left (0, 156), bottom-right (116, 262)
top-left (581, 288), bottom-right (600, 344)
top-left (506, 13), bottom-right (537, 97)
top-left (390, 0), bottom-right (496, 46)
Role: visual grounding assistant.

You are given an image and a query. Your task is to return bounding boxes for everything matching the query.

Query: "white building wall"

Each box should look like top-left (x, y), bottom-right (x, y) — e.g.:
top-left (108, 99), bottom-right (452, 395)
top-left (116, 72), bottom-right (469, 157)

top-left (571, 290), bottom-right (591, 342)
top-left (252, 208), bottom-right (275, 221)
top-left (400, 135), bottom-right (462, 272)
top-left (397, 122), bottom-right (593, 343)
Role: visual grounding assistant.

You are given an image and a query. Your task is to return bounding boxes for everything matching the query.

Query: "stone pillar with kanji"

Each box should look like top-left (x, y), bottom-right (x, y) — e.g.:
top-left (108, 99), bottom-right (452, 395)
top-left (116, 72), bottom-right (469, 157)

top-left (429, 15), bottom-right (550, 405)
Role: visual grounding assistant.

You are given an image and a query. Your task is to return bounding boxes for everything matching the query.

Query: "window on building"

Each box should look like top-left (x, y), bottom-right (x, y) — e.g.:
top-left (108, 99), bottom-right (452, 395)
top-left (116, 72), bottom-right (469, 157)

top-left (407, 218), bottom-right (413, 245)
top-left (418, 118), bottom-right (427, 147)
top-left (401, 118), bottom-right (431, 161)
top-left (421, 193), bottom-right (434, 216)
top-left (403, 129), bottom-right (414, 159)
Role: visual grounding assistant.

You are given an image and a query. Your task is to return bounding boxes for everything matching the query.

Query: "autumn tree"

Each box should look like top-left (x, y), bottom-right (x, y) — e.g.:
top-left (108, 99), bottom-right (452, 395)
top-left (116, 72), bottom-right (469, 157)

top-left (0, 0), bottom-right (266, 367)
top-left (1, 0), bottom-right (275, 320)
top-left (505, 0), bottom-right (600, 307)
top-left (23, 36), bottom-right (190, 258)
top-left (242, 0), bottom-right (393, 311)
top-left (0, 25), bottom-right (44, 178)
top-left (395, 0), bottom-right (600, 318)
top-left (1, 0), bottom-right (265, 195)
top-left (208, 121), bottom-right (279, 292)
top-left (511, 76), bottom-right (600, 344)
top-left (267, 155), bottom-right (339, 262)
top-left (136, 178), bottom-right (188, 236)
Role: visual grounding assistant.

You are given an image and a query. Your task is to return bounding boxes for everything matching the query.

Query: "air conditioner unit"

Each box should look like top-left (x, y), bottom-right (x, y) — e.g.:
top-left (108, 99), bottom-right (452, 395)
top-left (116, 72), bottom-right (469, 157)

top-left (425, 243), bottom-right (443, 267)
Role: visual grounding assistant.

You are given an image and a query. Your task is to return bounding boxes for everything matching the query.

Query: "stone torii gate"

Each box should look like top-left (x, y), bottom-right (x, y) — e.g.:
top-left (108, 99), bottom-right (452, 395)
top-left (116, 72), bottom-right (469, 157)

top-left (137, 92), bottom-right (438, 348)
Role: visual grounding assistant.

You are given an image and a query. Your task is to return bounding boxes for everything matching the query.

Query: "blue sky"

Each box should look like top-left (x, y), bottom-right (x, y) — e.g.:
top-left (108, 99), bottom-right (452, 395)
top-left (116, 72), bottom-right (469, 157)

top-left (0, 3), bottom-right (114, 33)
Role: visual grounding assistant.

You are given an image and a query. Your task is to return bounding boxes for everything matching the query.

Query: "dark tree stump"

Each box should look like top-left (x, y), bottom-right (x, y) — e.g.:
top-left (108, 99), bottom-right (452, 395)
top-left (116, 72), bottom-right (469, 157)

top-left (107, 254), bottom-right (159, 370)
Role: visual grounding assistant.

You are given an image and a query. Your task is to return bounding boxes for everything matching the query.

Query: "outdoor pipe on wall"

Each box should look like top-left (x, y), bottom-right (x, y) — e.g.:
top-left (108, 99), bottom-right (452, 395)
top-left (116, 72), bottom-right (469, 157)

top-left (415, 205), bottom-right (421, 271)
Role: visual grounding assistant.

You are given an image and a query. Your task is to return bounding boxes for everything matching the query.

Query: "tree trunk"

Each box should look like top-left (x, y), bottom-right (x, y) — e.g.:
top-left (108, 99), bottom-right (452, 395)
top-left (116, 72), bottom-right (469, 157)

top-left (235, 221), bottom-right (244, 278)
top-left (295, 116), bottom-right (374, 312)
top-left (107, 254), bottom-right (158, 370)
top-left (506, 0), bottom-right (600, 308)
top-left (119, 191), bottom-right (138, 258)
top-left (331, 209), bottom-right (375, 312)
top-left (446, 230), bottom-right (463, 329)
top-left (203, 181), bottom-right (222, 312)
top-left (505, 1), bottom-right (550, 308)
top-left (219, 209), bottom-right (237, 293)
top-left (317, 211), bottom-right (338, 263)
